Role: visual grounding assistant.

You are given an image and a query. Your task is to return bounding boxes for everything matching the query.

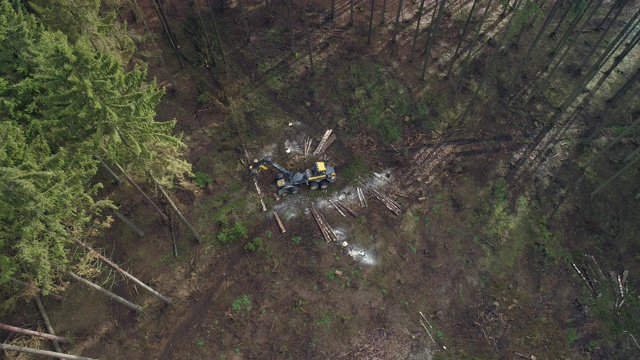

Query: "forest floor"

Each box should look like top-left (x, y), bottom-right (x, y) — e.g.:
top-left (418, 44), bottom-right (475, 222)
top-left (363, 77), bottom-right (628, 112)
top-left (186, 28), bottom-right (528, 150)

top-left (7, 1), bottom-right (640, 359)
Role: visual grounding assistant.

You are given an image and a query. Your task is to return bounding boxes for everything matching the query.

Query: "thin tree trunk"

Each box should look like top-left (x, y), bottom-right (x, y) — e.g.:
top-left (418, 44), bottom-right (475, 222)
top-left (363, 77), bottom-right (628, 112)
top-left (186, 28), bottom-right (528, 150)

top-left (421, 0), bottom-right (447, 80)
top-left (206, 0), bottom-right (228, 66)
top-left (330, 0), bottom-right (335, 21)
top-left (75, 240), bottom-right (172, 305)
top-left (286, 0), bottom-right (296, 54)
top-left (592, 16), bottom-right (640, 92)
top-left (577, 0), bottom-right (629, 73)
top-left (592, 27), bottom-right (640, 94)
top-left (303, 1), bottom-right (314, 76)
top-left (94, 155), bottom-right (121, 185)
top-left (368, 0), bottom-right (376, 45)
top-left (0, 323), bottom-right (68, 343)
top-left (350, 0), bottom-right (355, 26)
top-left (391, 0), bottom-right (404, 44)
top-left (153, 178), bottom-right (202, 244)
top-left (533, 0), bottom-right (601, 96)
top-left (588, 7), bottom-right (640, 75)
top-left (0, 344), bottom-right (96, 360)
top-left (381, 0), bottom-right (387, 24)
top-left (458, 0), bottom-right (524, 121)
top-left (238, 0), bottom-right (251, 43)
top-left (584, 115), bottom-right (640, 164)
top-left (445, 0), bottom-right (480, 77)
top-left (113, 209), bottom-right (145, 236)
top-left (34, 296), bottom-right (63, 356)
top-left (461, 0), bottom-right (495, 65)
top-left (607, 66), bottom-right (640, 107)
top-left (194, 0), bottom-right (217, 68)
top-left (131, 0), bottom-right (175, 88)
top-left (151, 0), bottom-right (185, 69)
top-left (114, 162), bottom-right (168, 222)
top-left (409, 0), bottom-right (427, 61)
top-left (507, 0), bottom-right (562, 91)
top-left (591, 145), bottom-right (640, 196)
top-left (549, 0), bottom-right (572, 38)
top-left (66, 271), bottom-right (144, 313)
top-left (8, 278), bottom-right (65, 302)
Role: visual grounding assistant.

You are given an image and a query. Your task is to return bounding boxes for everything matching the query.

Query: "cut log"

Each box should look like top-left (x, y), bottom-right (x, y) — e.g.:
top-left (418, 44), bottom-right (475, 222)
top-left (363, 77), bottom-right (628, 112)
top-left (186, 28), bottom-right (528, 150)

top-left (34, 296), bottom-right (63, 355)
top-left (113, 210), bottom-right (145, 237)
top-left (75, 240), bottom-right (172, 305)
top-left (253, 177), bottom-right (268, 212)
top-left (337, 202), bottom-right (359, 218)
top-left (273, 211), bottom-right (286, 233)
top-left (65, 271), bottom-right (144, 313)
top-left (154, 178), bottom-right (202, 244)
top-left (0, 323), bottom-right (68, 344)
top-left (313, 129), bottom-right (333, 155)
top-left (330, 200), bottom-right (346, 217)
top-left (0, 344), bottom-right (97, 360)
top-left (115, 163), bottom-right (169, 222)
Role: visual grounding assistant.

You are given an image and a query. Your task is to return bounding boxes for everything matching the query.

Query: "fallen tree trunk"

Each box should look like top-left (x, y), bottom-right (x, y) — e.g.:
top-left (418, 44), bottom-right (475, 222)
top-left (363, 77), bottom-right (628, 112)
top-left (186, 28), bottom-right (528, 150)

top-left (94, 155), bottom-right (121, 185)
top-left (34, 296), bottom-right (63, 355)
top-left (0, 344), bottom-right (96, 360)
top-left (65, 271), bottom-right (144, 313)
top-left (115, 163), bottom-right (168, 222)
top-left (154, 178), bottom-right (202, 244)
top-left (112, 210), bottom-right (145, 237)
top-left (75, 240), bottom-right (172, 305)
top-left (0, 323), bottom-right (68, 343)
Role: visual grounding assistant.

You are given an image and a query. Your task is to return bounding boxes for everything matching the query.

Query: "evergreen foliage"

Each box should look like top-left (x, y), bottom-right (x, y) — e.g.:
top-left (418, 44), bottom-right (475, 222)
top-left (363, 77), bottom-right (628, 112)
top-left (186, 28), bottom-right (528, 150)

top-left (0, 1), bottom-right (190, 294)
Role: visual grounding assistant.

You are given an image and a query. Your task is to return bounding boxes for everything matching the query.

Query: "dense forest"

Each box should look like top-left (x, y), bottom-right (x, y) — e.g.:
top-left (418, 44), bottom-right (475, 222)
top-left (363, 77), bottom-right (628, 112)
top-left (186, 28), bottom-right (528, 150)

top-left (1, 0), bottom-right (639, 359)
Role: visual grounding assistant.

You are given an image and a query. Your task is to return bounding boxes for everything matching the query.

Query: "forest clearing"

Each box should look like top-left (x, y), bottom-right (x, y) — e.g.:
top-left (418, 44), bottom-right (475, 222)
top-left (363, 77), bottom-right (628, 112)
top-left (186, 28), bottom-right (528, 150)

top-left (1, 0), bottom-right (639, 359)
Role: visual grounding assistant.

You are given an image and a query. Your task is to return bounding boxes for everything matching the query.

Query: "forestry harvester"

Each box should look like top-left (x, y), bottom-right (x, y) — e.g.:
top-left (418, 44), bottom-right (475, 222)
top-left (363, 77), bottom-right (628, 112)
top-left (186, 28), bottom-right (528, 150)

top-left (250, 157), bottom-right (336, 197)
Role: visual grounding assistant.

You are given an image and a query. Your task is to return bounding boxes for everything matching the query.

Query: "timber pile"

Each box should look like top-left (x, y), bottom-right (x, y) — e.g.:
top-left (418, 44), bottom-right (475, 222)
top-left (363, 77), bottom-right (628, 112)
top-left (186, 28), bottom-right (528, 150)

top-left (367, 187), bottom-right (401, 215)
top-left (313, 129), bottom-right (335, 155)
top-left (311, 207), bottom-right (338, 243)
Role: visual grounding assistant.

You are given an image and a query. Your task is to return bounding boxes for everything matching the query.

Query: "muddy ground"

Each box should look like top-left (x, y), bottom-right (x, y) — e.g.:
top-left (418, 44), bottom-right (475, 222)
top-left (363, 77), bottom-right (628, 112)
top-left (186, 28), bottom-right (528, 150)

top-left (4, 0), bottom-right (640, 359)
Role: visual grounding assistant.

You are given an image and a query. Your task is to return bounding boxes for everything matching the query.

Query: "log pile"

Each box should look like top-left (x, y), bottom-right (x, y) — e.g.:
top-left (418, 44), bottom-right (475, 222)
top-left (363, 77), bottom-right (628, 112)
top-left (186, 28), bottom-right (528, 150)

top-left (313, 129), bottom-right (335, 155)
top-left (311, 207), bottom-right (338, 243)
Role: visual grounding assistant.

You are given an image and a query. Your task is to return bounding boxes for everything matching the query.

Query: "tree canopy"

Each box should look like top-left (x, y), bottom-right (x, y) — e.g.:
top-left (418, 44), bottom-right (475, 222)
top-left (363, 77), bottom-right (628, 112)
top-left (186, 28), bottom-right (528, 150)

top-left (0, 1), bottom-right (190, 294)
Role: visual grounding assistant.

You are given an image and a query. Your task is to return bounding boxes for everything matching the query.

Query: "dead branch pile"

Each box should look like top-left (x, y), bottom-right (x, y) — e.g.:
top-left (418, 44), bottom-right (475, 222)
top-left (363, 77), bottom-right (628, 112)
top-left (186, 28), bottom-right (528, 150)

top-left (311, 207), bottom-right (338, 243)
top-left (571, 254), bottom-right (629, 309)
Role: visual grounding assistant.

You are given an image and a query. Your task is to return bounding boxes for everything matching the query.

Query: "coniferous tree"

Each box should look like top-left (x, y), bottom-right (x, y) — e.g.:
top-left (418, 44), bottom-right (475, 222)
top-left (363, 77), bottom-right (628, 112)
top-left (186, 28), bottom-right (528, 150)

top-left (507, 0), bottom-right (562, 91)
top-left (286, 0), bottom-right (296, 54)
top-left (368, 0), bottom-right (376, 46)
top-left (206, 0), bottom-right (228, 66)
top-left (421, 0), bottom-right (447, 80)
top-left (391, 0), bottom-right (404, 45)
top-left (0, 1), bottom-right (190, 293)
top-left (445, 0), bottom-right (480, 78)
top-left (381, 0), bottom-right (387, 24)
top-left (238, 0), bottom-right (251, 43)
top-left (409, 0), bottom-right (427, 62)
top-left (150, 0), bottom-right (185, 68)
